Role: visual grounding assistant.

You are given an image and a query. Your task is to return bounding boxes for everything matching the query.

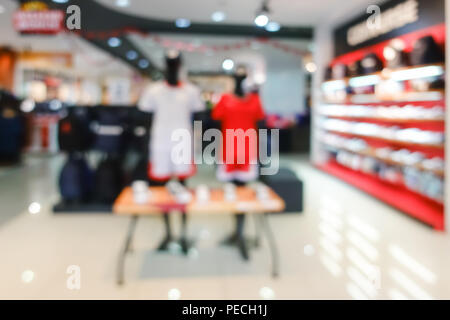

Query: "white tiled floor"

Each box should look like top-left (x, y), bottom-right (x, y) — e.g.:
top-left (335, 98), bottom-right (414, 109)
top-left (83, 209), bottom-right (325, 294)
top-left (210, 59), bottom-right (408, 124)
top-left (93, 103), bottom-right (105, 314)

top-left (0, 154), bottom-right (449, 300)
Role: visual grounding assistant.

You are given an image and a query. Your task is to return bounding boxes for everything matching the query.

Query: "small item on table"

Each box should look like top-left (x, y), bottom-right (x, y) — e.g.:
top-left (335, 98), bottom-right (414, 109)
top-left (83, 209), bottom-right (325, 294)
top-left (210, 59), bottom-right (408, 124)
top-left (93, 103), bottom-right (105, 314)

top-left (254, 183), bottom-right (270, 201)
top-left (224, 183), bottom-right (236, 202)
top-left (131, 180), bottom-right (150, 204)
top-left (167, 180), bottom-right (192, 204)
top-left (195, 184), bottom-right (210, 203)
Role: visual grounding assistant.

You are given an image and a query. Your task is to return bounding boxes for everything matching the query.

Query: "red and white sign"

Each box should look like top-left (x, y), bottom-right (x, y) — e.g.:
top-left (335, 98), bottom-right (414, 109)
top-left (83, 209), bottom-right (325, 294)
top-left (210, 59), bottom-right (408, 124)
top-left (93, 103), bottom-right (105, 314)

top-left (13, 10), bottom-right (64, 34)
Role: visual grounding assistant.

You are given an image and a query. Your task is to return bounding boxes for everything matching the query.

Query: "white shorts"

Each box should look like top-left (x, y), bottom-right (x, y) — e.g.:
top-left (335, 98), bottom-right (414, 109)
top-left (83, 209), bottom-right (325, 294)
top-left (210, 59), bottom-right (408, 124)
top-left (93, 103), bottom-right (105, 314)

top-left (148, 145), bottom-right (196, 181)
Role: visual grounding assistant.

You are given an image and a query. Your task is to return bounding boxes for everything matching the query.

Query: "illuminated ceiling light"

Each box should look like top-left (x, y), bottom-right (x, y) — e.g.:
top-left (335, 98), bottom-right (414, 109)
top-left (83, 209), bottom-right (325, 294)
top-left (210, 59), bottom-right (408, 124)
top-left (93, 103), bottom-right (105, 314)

top-left (305, 62), bottom-right (317, 73)
top-left (222, 59), bottom-right (234, 71)
top-left (390, 65), bottom-right (444, 81)
top-left (115, 0), bottom-right (130, 7)
top-left (349, 75), bottom-right (380, 87)
top-left (28, 202), bottom-right (41, 215)
top-left (21, 270), bottom-right (35, 283)
top-left (254, 0), bottom-right (270, 27)
top-left (20, 99), bottom-right (35, 113)
top-left (107, 37), bottom-right (121, 48)
top-left (49, 99), bottom-right (62, 111)
top-left (126, 50), bottom-right (138, 60)
top-left (211, 11), bottom-right (226, 22)
top-left (383, 46), bottom-right (397, 61)
top-left (175, 18), bottom-right (191, 28)
top-left (138, 59), bottom-right (149, 69)
top-left (52, 0), bottom-right (69, 3)
top-left (254, 13), bottom-right (269, 27)
top-left (265, 21), bottom-right (280, 32)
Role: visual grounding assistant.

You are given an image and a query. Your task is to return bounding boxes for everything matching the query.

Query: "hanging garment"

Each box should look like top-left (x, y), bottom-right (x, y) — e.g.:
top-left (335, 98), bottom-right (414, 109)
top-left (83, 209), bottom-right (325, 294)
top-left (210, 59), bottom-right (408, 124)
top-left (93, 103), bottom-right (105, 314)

top-left (138, 81), bottom-right (204, 181)
top-left (212, 92), bottom-right (265, 182)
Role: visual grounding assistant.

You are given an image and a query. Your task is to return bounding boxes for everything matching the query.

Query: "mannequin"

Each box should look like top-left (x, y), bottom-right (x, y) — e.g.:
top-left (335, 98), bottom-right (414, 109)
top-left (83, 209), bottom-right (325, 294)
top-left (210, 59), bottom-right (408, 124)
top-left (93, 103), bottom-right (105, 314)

top-left (212, 65), bottom-right (265, 261)
top-left (165, 50), bottom-right (182, 86)
top-left (138, 50), bottom-right (204, 254)
top-left (233, 67), bottom-right (247, 97)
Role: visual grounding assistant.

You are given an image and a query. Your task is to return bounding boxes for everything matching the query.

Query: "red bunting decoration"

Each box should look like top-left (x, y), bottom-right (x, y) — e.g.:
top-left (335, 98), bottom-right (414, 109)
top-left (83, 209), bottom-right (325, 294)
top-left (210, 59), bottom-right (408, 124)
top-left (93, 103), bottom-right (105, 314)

top-left (68, 27), bottom-right (308, 58)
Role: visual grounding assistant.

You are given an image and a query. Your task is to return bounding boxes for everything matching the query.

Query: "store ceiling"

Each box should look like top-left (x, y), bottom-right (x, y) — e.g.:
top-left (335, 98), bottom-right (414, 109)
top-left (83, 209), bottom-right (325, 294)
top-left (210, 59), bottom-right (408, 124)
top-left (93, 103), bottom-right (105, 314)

top-left (2, 0), bottom-right (384, 77)
top-left (127, 33), bottom-right (310, 75)
top-left (96, 0), bottom-right (379, 27)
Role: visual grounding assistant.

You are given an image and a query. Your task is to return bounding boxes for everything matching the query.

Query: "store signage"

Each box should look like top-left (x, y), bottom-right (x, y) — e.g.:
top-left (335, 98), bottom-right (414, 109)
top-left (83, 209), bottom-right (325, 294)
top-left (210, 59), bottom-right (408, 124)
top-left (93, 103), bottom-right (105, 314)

top-left (347, 0), bottom-right (418, 46)
top-left (13, 1), bottom-right (64, 34)
top-left (334, 0), bottom-right (444, 56)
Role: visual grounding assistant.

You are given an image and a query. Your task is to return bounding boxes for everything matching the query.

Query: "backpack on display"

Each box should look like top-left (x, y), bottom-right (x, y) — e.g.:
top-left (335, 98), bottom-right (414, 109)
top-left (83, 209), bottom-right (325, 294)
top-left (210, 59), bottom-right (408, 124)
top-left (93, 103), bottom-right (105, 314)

top-left (410, 35), bottom-right (444, 65)
top-left (92, 108), bottom-right (126, 154)
top-left (58, 107), bottom-right (93, 153)
top-left (0, 106), bottom-right (24, 162)
top-left (126, 108), bottom-right (152, 153)
top-left (130, 155), bottom-right (149, 183)
top-left (361, 53), bottom-right (384, 74)
top-left (59, 155), bottom-right (94, 202)
top-left (94, 156), bottom-right (125, 203)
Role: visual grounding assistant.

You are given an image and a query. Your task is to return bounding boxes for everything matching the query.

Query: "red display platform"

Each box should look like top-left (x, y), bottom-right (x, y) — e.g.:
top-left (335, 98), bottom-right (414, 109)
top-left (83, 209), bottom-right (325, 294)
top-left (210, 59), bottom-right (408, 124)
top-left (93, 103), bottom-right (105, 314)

top-left (317, 161), bottom-right (444, 231)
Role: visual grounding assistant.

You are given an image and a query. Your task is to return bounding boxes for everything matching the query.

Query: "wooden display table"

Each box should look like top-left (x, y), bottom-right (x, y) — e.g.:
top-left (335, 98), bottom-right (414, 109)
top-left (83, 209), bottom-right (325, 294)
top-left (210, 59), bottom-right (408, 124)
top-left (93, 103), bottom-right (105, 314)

top-left (113, 186), bottom-right (285, 285)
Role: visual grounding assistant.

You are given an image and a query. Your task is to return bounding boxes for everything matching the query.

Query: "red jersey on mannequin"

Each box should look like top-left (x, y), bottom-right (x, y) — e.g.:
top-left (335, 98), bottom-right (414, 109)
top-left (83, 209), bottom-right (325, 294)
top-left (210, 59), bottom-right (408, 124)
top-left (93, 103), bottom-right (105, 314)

top-left (212, 67), bottom-right (265, 182)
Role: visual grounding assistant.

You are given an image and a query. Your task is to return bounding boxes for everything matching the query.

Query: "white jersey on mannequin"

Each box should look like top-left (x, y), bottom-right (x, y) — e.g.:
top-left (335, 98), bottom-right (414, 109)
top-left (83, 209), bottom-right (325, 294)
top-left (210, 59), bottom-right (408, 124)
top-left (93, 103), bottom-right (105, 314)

top-left (138, 81), bottom-right (204, 181)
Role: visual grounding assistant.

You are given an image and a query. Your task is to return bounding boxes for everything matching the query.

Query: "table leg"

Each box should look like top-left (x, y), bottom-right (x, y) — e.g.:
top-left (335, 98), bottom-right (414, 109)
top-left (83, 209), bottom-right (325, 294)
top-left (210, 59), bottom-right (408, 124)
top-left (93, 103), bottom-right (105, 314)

top-left (117, 215), bottom-right (138, 286)
top-left (252, 214), bottom-right (262, 248)
top-left (259, 213), bottom-right (280, 278)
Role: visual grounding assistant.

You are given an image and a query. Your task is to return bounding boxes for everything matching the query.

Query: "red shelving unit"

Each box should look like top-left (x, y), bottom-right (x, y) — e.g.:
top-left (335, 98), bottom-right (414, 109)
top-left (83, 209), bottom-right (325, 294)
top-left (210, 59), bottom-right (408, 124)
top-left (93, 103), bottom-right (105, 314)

top-left (317, 161), bottom-right (444, 230)
top-left (316, 25), bottom-right (446, 230)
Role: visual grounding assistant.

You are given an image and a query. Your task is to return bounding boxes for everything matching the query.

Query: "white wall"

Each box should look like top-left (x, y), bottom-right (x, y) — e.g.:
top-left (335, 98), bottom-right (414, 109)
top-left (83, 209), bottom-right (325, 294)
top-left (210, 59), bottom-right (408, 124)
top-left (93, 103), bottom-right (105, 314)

top-left (261, 46), bottom-right (306, 116)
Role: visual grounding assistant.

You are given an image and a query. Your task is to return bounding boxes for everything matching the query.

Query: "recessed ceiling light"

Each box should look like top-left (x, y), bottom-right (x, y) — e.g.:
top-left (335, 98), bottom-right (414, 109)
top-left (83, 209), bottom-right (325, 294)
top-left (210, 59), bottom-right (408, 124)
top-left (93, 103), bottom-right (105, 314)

top-left (20, 99), bottom-right (35, 112)
top-left (222, 59), bottom-right (234, 71)
top-left (52, 0), bottom-right (69, 3)
top-left (126, 50), bottom-right (138, 60)
top-left (138, 59), bottom-right (149, 69)
top-left (116, 0), bottom-right (130, 7)
top-left (175, 18), bottom-right (191, 28)
top-left (49, 100), bottom-right (62, 111)
top-left (254, 13), bottom-right (269, 27)
top-left (211, 11), bottom-right (226, 22)
top-left (108, 37), bottom-right (121, 48)
top-left (265, 21), bottom-right (280, 32)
